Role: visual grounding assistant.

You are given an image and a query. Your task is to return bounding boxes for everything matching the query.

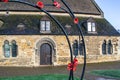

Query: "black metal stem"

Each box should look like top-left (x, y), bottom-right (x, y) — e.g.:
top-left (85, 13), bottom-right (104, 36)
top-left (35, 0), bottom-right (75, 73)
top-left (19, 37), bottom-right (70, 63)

top-left (1, 0), bottom-right (86, 80)
top-left (61, 0), bottom-right (87, 80)
top-left (77, 23), bottom-right (87, 80)
top-left (61, 0), bottom-right (75, 18)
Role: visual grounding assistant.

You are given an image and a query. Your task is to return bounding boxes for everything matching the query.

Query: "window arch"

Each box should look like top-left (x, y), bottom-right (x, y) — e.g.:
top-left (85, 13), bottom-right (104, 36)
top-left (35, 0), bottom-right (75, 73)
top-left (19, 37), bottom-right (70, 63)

top-left (102, 40), bottom-right (107, 55)
top-left (107, 40), bottom-right (113, 54)
top-left (73, 40), bottom-right (78, 56)
top-left (3, 40), bottom-right (10, 58)
top-left (11, 40), bottom-right (18, 57)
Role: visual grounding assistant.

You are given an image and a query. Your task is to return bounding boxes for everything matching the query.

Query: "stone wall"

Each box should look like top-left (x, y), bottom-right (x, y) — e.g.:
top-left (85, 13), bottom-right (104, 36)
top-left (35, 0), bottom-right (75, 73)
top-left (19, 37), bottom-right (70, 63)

top-left (0, 35), bottom-right (120, 66)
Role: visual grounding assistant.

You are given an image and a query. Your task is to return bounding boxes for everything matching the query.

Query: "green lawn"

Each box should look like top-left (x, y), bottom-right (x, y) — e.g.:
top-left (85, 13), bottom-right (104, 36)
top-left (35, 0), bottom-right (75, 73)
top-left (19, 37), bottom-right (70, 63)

top-left (0, 74), bottom-right (79, 80)
top-left (90, 69), bottom-right (120, 79)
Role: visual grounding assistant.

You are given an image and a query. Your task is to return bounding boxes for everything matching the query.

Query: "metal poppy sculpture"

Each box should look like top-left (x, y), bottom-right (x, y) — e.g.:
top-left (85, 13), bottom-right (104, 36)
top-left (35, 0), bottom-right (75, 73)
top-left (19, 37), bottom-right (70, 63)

top-left (0, 0), bottom-right (87, 80)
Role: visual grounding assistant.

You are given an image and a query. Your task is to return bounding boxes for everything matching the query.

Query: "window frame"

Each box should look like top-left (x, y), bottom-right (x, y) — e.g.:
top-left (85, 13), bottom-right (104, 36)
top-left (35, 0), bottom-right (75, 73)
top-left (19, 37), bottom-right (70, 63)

top-left (40, 20), bottom-right (51, 33)
top-left (102, 40), bottom-right (107, 55)
top-left (87, 21), bottom-right (96, 33)
top-left (11, 40), bottom-right (18, 57)
top-left (3, 40), bottom-right (11, 58)
top-left (73, 40), bottom-right (79, 56)
top-left (107, 40), bottom-right (113, 55)
top-left (79, 40), bottom-right (84, 56)
top-left (3, 40), bottom-right (18, 58)
top-left (102, 40), bottom-right (113, 55)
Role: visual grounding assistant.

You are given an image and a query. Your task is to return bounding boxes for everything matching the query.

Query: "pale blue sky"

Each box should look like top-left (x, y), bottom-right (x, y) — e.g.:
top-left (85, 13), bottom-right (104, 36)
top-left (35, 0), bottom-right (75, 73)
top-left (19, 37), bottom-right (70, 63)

top-left (95, 0), bottom-right (120, 30)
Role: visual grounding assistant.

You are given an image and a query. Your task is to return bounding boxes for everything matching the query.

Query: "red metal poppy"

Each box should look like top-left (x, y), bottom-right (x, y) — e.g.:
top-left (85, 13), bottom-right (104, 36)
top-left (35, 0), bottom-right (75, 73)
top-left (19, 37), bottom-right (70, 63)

top-left (74, 58), bottom-right (78, 66)
top-left (53, 1), bottom-right (61, 8)
top-left (67, 63), bottom-right (73, 71)
top-left (74, 18), bottom-right (79, 24)
top-left (36, 1), bottom-right (44, 9)
top-left (1, 0), bottom-right (8, 2)
top-left (67, 58), bottom-right (78, 71)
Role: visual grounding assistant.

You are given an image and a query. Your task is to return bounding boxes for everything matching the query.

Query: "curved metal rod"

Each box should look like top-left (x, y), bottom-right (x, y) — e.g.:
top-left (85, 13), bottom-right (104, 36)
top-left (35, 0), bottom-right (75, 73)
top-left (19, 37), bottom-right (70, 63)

top-left (46, 0), bottom-right (86, 80)
top-left (44, 3), bottom-right (74, 20)
top-left (9, 0), bottom-right (73, 67)
top-left (48, 0), bottom-right (86, 79)
top-left (1, 0), bottom-right (85, 80)
top-left (61, 0), bottom-right (87, 80)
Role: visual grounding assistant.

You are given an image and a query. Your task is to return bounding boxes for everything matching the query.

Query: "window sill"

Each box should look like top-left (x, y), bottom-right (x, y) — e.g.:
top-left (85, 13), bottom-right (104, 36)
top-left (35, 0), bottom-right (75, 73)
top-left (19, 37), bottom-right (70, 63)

top-left (40, 31), bottom-right (51, 33)
top-left (87, 31), bottom-right (97, 34)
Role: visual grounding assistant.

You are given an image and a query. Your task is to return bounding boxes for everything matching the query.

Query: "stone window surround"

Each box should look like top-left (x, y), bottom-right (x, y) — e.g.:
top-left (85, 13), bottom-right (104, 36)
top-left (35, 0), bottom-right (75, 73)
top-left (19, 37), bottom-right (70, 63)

top-left (72, 40), bottom-right (84, 57)
top-left (3, 40), bottom-right (18, 58)
top-left (101, 40), bottom-right (114, 55)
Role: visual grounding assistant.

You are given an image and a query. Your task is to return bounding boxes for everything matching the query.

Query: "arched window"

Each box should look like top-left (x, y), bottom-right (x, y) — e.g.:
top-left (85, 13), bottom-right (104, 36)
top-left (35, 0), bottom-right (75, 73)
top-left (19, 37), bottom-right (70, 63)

top-left (102, 40), bottom-right (106, 55)
top-left (11, 40), bottom-right (18, 57)
top-left (3, 40), bottom-right (10, 58)
top-left (79, 40), bottom-right (84, 55)
top-left (73, 40), bottom-right (78, 56)
top-left (107, 40), bottom-right (113, 54)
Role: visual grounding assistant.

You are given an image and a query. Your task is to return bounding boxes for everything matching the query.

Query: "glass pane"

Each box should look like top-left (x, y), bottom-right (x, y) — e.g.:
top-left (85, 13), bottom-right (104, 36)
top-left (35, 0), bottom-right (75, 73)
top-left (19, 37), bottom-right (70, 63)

top-left (102, 40), bottom-right (106, 55)
top-left (4, 44), bottom-right (10, 57)
top-left (92, 23), bottom-right (96, 32)
top-left (87, 22), bottom-right (91, 32)
top-left (12, 40), bottom-right (18, 57)
top-left (46, 21), bottom-right (50, 31)
top-left (40, 21), bottom-right (45, 31)
top-left (107, 40), bottom-right (113, 54)
top-left (73, 40), bottom-right (78, 56)
top-left (79, 42), bottom-right (84, 55)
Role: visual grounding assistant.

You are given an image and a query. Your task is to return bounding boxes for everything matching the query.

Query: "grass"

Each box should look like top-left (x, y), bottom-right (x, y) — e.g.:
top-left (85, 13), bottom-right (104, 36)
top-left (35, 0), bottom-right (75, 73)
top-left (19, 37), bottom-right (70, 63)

top-left (0, 74), bottom-right (79, 80)
top-left (90, 69), bottom-right (120, 79)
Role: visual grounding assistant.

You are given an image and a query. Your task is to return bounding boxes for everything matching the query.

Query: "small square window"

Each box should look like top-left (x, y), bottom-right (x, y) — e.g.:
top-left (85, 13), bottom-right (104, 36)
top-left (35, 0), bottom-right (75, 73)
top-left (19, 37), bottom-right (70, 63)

top-left (87, 22), bottom-right (96, 33)
top-left (87, 17), bottom-right (97, 34)
top-left (40, 20), bottom-right (51, 33)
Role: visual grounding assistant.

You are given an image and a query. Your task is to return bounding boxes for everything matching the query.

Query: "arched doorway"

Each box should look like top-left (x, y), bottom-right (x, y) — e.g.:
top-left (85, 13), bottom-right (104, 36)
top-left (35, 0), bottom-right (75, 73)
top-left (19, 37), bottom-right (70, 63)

top-left (40, 43), bottom-right (52, 65)
top-left (36, 38), bottom-right (56, 66)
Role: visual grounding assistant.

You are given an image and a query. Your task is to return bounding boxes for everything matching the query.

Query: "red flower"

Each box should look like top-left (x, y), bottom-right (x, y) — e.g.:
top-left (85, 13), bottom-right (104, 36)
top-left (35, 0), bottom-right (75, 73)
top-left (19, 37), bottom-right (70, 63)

top-left (67, 63), bottom-right (73, 71)
top-left (1, 0), bottom-right (8, 2)
top-left (67, 58), bottom-right (78, 71)
top-left (74, 18), bottom-right (79, 24)
top-left (73, 58), bottom-right (78, 66)
top-left (36, 1), bottom-right (44, 9)
top-left (53, 1), bottom-right (61, 8)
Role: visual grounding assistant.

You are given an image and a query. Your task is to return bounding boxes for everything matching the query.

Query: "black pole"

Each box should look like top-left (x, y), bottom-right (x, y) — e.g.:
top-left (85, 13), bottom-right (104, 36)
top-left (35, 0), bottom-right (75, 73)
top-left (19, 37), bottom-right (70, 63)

top-left (61, 0), bottom-right (87, 80)
top-left (1, 0), bottom-right (86, 80)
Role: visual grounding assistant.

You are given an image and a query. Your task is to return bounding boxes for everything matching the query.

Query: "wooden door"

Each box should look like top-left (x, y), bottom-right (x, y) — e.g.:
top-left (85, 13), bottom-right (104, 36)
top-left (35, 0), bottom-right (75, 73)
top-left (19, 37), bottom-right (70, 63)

top-left (40, 43), bottom-right (52, 65)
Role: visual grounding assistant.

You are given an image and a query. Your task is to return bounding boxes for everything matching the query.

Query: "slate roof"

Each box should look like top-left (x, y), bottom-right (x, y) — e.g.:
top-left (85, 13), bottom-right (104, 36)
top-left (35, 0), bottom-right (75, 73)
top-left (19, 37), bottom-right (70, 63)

top-left (0, 0), bottom-right (102, 15)
top-left (0, 15), bottom-right (119, 36)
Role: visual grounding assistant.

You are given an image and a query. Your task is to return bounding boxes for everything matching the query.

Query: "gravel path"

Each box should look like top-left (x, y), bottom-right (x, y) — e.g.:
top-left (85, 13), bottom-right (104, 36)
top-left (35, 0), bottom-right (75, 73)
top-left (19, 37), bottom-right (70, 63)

top-left (0, 61), bottom-right (120, 80)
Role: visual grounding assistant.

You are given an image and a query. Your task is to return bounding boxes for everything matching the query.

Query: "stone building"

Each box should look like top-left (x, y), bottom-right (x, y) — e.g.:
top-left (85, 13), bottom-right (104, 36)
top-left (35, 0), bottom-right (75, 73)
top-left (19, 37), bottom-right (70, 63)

top-left (0, 0), bottom-right (120, 66)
